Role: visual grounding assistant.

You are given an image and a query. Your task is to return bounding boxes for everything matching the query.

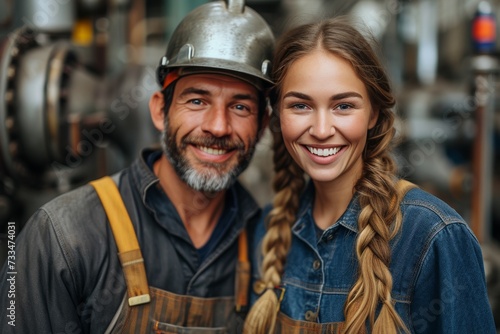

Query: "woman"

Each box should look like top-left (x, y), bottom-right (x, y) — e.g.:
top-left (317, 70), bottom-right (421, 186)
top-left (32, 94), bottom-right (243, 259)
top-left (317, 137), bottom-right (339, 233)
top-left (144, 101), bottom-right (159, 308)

top-left (244, 17), bottom-right (496, 334)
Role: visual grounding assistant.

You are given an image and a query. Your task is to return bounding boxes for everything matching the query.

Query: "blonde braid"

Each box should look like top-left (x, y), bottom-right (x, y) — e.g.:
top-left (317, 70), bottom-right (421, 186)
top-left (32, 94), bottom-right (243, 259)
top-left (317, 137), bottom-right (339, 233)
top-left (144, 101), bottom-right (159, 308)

top-left (243, 115), bottom-right (305, 334)
top-left (343, 115), bottom-right (409, 334)
top-left (245, 16), bottom-right (410, 333)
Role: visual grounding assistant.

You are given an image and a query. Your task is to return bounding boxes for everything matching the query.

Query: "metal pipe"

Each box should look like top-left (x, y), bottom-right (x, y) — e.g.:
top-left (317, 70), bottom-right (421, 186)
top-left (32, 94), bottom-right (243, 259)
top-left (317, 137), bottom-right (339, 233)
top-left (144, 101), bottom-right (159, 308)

top-left (19, 0), bottom-right (75, 33)
top-left (470, 1), bottom-right (497, 243)
top-left (470, 60), bottom-right (496, 243)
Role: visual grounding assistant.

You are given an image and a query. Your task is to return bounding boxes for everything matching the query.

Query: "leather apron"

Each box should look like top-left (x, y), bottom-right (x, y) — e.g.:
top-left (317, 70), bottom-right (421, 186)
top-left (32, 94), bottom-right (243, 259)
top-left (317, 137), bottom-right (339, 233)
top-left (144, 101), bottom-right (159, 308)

top-left (90, 176), bottom-right (250, 334)
top-left (269, 180), bottom-right (418, 334)
top-left (274, 313), bottom-right (344, 333)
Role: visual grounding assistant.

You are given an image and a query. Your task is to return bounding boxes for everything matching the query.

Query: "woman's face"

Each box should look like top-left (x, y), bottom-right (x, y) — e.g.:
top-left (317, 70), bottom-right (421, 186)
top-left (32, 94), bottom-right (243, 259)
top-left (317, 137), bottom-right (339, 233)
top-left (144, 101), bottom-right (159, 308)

top-left (279, 49), bottom-right (378, 187)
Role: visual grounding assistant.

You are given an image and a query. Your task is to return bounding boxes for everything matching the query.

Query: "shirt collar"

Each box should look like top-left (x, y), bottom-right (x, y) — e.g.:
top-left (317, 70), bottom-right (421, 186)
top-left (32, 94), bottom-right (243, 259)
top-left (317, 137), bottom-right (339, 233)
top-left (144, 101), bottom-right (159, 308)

top-left (294, 180), bottom-right (361, 234)
top-left (129, 148), bottom-right (259, 234)
top-left (129, 148), bottom-right (161, 204)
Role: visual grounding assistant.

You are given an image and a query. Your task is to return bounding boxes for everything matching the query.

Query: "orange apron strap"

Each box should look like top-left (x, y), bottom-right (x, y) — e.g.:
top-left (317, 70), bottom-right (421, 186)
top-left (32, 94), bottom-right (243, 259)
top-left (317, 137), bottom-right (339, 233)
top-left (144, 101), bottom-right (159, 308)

top-left (90, 176), bottom-right (151, 307)
top-left (235, 228), bottom-right (250, 311)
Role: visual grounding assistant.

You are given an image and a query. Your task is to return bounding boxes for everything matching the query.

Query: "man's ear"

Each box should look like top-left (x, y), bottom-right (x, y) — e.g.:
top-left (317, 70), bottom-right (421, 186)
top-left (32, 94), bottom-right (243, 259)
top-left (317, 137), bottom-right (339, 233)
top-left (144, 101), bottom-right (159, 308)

top-left (257, 98), bottom-right (272, 140)
top-left (149, 91), bottom-right (165, 131)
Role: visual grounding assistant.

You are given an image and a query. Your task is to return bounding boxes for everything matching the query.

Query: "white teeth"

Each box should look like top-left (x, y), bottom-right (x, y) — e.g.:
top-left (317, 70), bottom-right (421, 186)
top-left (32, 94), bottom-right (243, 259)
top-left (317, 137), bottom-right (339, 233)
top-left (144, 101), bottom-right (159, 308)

top-left (307, 146), bottom-right (340, 157)
top-left (199, 146), bottom-right (227, 155)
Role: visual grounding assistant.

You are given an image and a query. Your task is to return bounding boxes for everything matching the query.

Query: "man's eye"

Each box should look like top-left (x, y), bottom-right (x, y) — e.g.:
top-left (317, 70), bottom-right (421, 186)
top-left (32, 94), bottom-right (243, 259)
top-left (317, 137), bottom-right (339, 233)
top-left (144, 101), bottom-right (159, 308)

top-left (189, 99), bottom-right (203, 105)
top-left (235, 104), bottom-right (249, 111)
top-left (232, 104), bottom-right (255, 116)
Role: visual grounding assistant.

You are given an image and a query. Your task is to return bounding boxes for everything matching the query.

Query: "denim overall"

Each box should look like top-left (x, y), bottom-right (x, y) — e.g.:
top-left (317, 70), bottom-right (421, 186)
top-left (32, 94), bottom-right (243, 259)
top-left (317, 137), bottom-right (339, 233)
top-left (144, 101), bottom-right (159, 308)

top-left (91, 176), bottom-right (249, 333)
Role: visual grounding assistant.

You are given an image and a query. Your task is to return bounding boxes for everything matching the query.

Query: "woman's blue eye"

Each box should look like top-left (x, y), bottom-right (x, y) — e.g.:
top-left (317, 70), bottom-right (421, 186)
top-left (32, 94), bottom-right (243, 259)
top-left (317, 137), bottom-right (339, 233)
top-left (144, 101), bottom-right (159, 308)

top-left (337, 103), bottom-right (352, 110)
top-left (293, 103), bottom-right (308, 110)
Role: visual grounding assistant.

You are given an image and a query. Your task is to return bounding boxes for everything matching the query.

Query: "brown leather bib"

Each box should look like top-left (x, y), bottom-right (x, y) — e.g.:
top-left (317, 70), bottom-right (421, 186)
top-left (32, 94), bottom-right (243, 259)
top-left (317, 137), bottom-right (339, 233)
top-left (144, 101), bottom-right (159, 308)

top-left (275, 313), bottom-right (344, 334)
top-left (108, 287), bottom-right (242, 333)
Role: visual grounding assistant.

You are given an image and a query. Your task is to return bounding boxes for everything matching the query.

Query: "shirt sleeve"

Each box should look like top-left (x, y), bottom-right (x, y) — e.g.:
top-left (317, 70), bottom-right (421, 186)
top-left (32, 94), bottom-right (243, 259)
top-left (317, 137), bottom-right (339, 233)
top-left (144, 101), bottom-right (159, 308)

top-left (411, 222), bottom-right (496, 334)
top-left (0, 208), bottom-right (83, 333)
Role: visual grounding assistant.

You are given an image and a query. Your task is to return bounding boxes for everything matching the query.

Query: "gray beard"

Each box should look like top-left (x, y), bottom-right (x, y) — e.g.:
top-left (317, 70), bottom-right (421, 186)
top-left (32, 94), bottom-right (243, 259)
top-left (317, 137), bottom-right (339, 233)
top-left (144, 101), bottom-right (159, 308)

top-left (160, 121), bottom-right (256, 193)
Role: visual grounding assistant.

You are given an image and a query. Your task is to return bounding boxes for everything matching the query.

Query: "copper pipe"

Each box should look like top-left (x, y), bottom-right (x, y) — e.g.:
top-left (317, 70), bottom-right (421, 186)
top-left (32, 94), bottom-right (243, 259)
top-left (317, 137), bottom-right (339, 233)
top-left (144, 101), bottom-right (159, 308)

top-left (471, 104), bottom-right (486, 243)
top-left (470, 69), bottom-right (496, 244)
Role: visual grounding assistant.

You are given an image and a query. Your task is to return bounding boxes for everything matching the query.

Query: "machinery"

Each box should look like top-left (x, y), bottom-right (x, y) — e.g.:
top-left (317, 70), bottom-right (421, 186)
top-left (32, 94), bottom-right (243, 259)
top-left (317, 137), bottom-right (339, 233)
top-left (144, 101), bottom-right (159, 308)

top-left (0, 0), bottom-right (161, 233)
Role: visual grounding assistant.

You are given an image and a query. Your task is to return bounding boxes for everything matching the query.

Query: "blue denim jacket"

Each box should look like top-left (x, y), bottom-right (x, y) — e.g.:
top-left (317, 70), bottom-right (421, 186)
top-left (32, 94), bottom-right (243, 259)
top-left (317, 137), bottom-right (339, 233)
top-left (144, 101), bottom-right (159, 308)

top-left (250, 182), bottom-right (496, 333)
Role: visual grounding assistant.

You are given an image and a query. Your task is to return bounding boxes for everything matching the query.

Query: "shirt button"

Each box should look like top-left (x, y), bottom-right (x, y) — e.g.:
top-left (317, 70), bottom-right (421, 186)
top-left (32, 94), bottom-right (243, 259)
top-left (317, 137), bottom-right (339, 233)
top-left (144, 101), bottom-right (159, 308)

top-left (313, 259), bottom-right (321, 270)
top-left (305, 310), bottom-right (317, 321)
top-left (327, 233), bottom-right (334, 241)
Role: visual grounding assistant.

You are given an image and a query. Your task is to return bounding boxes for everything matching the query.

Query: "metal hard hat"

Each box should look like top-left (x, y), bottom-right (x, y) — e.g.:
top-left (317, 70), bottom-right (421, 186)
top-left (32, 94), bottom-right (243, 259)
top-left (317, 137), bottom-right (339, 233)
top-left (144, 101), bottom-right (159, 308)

top-left (157, 0), bottom-right (275, 90)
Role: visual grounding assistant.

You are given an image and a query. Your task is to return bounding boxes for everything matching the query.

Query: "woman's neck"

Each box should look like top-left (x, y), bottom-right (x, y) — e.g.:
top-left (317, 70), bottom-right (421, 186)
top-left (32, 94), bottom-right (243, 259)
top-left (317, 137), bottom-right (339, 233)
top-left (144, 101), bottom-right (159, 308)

top-left (312, 179), bottom-right (356, 230)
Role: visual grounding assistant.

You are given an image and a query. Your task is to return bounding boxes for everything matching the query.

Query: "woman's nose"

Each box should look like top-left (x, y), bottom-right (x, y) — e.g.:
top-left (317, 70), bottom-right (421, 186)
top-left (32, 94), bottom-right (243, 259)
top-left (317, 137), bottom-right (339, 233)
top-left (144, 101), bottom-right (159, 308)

top-left (308, 111), bottom-right (335, 139)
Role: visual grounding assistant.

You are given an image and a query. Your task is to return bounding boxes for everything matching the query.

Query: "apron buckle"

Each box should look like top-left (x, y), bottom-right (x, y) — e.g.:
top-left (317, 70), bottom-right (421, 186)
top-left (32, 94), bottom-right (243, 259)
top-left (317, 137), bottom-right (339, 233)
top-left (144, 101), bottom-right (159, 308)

top-left (128, 294), bottom-right (151, 306)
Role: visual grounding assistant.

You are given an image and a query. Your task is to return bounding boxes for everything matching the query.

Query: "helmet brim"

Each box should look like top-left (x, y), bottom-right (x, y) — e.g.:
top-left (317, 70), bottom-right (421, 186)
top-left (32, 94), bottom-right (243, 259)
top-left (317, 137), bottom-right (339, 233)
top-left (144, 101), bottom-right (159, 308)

top-left (170, 58), bottom-right (273, 91)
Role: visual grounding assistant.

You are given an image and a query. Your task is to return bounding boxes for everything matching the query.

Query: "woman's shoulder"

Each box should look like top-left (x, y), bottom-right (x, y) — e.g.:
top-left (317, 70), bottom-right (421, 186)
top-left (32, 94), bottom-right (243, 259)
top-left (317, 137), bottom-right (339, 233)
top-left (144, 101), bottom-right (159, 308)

top-left (401, 186), bottom-right (466, 226)
top-left (396, 185), bottom-right (478, 251)
top-left (254, 202), bottom-right (273, 231)
top-left (261, 203), bottom-right (273, 217)
top-left (248, 203), bottom-right (274, 251)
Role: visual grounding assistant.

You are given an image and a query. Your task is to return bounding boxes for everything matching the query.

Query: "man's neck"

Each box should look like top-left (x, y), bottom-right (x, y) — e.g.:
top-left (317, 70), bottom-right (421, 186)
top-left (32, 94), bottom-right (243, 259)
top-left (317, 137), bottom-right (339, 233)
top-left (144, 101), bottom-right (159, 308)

top-left (153, 155), bottom-right (226, 248)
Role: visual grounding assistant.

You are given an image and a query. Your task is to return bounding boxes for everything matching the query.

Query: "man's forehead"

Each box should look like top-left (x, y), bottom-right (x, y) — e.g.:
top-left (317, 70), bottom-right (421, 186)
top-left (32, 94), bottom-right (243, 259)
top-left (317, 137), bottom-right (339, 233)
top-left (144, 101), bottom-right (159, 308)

top-left (177, 65), bottom-right (265, 87)
top-left (176, 73), bottom-right (259, 96)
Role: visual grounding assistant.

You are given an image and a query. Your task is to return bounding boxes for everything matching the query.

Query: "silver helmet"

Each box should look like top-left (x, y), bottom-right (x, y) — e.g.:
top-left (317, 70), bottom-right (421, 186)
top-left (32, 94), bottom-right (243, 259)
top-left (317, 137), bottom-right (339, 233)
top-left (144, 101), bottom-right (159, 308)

top-left (157, 0), bottom-right (275, 90)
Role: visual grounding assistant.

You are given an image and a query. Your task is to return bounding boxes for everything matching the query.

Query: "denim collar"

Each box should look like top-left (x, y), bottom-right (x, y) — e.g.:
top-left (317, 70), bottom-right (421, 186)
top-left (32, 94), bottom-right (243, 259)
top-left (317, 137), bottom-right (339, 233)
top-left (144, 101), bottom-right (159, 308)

top-left (293, 180), bottom-right (361, 235)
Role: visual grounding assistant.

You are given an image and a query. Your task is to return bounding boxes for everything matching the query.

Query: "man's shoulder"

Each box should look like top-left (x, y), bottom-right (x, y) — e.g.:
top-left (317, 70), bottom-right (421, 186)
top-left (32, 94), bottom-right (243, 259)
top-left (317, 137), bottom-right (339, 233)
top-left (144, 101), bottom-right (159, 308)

top-left (41, 182), bottom-right (103, 218)
top-left (31, 182), bottom-right (109, 244)
top-left (10, 181), bottom-right (126, 334)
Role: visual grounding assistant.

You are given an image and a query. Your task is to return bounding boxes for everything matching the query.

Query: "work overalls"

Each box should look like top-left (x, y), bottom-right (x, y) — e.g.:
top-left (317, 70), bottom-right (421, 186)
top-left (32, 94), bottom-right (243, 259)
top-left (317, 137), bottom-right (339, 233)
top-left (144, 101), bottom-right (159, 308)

top-left (91, 176), bottom-right (249, 333)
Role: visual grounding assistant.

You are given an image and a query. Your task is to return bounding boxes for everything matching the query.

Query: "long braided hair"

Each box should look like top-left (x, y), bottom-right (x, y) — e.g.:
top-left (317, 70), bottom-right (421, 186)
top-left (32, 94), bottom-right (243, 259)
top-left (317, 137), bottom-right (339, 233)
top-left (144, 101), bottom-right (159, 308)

top-left (244, 17), bottom-right (408, 334)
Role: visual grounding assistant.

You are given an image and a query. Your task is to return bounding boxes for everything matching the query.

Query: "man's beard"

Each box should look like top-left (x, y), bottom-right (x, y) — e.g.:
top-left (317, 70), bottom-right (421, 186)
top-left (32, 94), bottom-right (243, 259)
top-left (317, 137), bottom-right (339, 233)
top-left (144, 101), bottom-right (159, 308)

top-left (161, 119), bottom-right (257, 193)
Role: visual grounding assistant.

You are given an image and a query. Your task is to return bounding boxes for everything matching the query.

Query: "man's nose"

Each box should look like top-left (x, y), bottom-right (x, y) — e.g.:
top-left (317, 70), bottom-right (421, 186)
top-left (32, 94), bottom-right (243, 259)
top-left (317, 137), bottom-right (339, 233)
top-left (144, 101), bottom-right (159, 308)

top-left (201, 104), bottom-right (233, 137)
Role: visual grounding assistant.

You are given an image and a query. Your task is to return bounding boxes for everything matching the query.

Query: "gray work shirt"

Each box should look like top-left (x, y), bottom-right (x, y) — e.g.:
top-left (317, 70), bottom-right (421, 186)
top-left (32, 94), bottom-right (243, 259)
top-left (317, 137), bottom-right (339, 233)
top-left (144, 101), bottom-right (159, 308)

top-left (0, 148), bottom-right (260, 333)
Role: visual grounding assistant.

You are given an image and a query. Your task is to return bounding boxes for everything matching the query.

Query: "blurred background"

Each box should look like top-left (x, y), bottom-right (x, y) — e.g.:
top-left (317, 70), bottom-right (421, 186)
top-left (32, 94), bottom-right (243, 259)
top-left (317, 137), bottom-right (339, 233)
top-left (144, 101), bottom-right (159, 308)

top-left (0, 0), bottom-right (499, 329)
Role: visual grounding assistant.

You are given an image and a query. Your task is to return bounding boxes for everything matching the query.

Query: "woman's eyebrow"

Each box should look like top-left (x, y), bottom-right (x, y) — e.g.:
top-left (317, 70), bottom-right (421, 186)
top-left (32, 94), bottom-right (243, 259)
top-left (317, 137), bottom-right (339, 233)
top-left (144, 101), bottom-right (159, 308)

top-left (329, 92), bottom-right (363, 100)
top-left (283, 91), bottom-right (363, 101)
top-left (282, 91), bottom-right (312, 100)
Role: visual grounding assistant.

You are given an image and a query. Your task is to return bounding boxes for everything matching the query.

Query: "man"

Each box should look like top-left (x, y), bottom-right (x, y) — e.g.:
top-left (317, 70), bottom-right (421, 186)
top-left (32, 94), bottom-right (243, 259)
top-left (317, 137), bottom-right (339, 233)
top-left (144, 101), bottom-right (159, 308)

top-left (0, 0), bottom-right (274, 332)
